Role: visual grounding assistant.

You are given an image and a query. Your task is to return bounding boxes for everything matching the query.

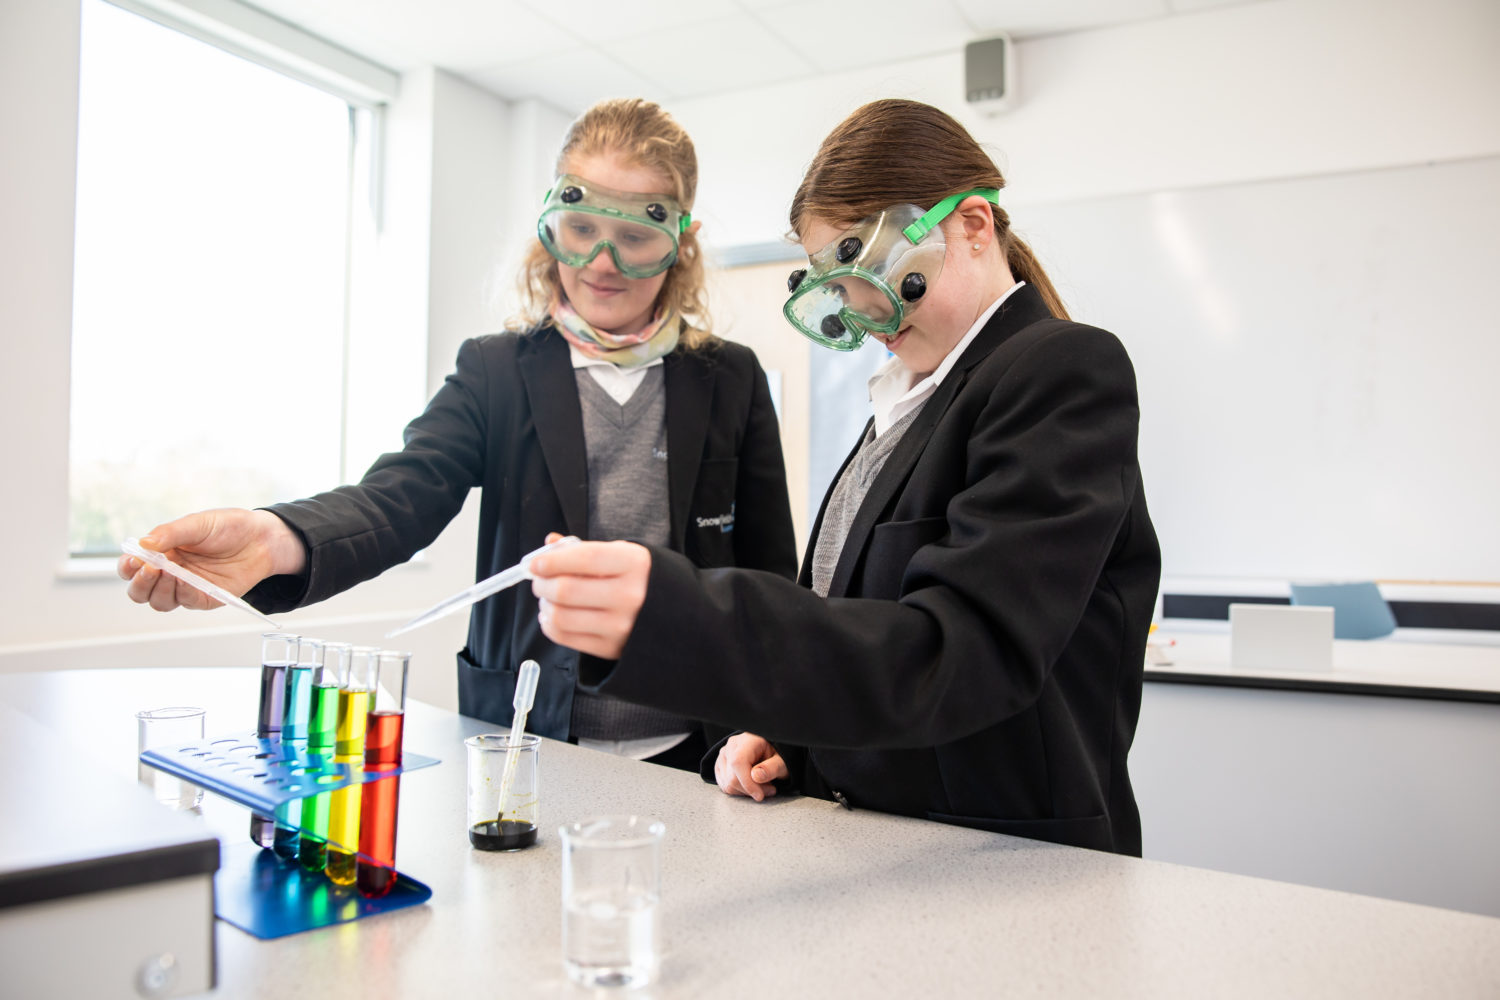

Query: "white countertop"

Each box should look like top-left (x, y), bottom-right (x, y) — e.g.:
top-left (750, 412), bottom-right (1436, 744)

top-left (1148, 625), bottom-right (1500, 696)
top-left (4, 666), bottom-right (1499, 998)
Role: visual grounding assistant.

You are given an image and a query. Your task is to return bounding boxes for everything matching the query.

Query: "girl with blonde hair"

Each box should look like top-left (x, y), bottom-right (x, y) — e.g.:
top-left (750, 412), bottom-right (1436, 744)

top-left (121, 98), bottom-right (797, 772)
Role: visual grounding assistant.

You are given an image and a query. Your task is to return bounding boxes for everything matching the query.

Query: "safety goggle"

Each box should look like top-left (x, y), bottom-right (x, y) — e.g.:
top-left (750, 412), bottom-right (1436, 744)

top-left (537, 174), bottom-right (692, 279)
top-left (783, 189), bottom-right (1000, 351)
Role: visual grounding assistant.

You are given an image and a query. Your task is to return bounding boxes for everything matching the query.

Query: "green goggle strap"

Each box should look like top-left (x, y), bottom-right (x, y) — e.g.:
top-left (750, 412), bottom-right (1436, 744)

top-left (900, 188), bottom-right (1001, 244)
top-left (540, 185), bottom-right (692, 233)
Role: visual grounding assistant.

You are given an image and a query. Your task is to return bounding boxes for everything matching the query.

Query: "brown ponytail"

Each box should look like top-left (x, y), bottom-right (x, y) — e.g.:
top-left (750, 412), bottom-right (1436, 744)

top-left (790, 99), bottom-right (1069, 321)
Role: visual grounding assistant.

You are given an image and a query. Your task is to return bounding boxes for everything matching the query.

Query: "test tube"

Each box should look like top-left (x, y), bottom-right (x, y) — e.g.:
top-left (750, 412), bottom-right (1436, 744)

top-left (298, 640), bottom-right (339, 872)
top-left (273, 637), bottom-right (321, 860)
top-left (324, 644), bottom-right (371, 885)
top-left (356, 649), bottom-right (409, 898)
top-left (251, 632), bottom-right (298, 850)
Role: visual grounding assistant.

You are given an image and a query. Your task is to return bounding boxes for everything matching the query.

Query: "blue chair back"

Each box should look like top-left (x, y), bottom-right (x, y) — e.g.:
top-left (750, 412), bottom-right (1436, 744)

top-left (1287, 582), bottom-right (1397, 640)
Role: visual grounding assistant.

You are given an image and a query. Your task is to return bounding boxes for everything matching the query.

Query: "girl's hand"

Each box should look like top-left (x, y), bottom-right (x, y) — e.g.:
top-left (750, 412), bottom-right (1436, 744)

top-left (713, 733), bottom-right (788, 802)
top-left (529, 534), bottom-right (651, 661)
top-left (117, 508), bottom-right (304, 612)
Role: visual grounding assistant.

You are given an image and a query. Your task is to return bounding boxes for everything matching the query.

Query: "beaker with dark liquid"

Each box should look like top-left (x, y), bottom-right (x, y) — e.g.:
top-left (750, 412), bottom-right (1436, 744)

top-left (251, 632), bottom-right (298, 849)
top-left (357, 649), bottom-right (409, 897)
top-left (466, 733), bottom-right (540, 851)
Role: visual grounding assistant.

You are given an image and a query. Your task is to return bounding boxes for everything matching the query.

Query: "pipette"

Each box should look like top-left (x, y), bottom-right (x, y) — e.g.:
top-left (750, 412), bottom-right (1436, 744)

top-left (496, 659), bottom-right (540, 823)
top-left (122, 537), bottom-right (281, 629)
top-left (386, 535), bottom-right (580, 638)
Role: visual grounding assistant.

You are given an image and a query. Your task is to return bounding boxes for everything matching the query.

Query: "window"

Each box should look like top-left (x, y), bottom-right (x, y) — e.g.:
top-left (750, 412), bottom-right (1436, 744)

top-left (69, 0), bottom-right (376, 556)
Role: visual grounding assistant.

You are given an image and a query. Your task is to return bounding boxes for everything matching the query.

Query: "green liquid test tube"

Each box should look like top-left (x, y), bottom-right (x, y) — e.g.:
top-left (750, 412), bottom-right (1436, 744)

top-left (274, 639), bottom-right (320, 860)
top-left (298, 656), bottom-right (341, 872)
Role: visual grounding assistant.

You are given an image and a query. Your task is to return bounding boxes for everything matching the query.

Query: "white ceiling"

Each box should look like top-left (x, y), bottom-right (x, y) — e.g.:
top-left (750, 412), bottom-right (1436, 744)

top-left (244, 0), bottom-right (1258, 114)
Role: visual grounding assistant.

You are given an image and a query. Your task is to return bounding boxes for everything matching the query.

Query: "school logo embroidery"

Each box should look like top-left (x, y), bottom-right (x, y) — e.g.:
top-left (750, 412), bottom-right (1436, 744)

top-left (696, 502), bottom-right (735, 533)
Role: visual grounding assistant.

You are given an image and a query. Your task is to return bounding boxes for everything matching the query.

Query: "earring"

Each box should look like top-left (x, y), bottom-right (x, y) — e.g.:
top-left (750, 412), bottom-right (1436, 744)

top-left (972, 243), bottom-right (982, 251)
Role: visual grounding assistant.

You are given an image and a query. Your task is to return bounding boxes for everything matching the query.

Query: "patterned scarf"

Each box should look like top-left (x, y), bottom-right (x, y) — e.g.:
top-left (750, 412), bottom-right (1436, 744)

top-left (549, 292), bottom-right (679, 368)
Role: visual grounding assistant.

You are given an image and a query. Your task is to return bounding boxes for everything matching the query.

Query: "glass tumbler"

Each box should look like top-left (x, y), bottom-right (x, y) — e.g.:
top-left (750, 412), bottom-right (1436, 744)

top-left (136, 706), bottom-right (205, 810)
top-left (466, 734), bottom-right (540, 851)
top-left (559, 815), bottom-right (665, 989)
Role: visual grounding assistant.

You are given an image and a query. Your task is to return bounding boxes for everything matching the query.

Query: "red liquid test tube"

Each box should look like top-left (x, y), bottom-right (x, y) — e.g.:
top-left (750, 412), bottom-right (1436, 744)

top-left (357, 650), bottom-right (409, 898)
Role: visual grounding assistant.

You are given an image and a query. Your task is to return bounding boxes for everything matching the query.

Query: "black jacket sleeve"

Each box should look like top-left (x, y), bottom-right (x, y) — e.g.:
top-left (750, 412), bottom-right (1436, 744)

top-left (581, 325), bottom-right (1143, 752)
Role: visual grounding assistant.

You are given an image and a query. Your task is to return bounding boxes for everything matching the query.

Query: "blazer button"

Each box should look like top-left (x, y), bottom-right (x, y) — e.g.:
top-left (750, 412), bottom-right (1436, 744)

top-left (831, 789), bottom-right (851, 810)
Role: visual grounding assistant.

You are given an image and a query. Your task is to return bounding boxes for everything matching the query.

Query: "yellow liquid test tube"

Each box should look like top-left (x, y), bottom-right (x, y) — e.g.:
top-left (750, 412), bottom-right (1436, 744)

top-left (326, 684), bottom-right (370, 885)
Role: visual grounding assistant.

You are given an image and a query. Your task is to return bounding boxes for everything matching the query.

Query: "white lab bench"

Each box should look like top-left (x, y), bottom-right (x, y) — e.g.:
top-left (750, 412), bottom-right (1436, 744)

top-left (2, 666), bottom-right (1498, 998)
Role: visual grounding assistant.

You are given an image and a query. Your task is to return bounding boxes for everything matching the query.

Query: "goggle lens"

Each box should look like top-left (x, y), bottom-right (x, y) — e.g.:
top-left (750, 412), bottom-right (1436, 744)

top-left (783, 273), bottom-right (902, 351)
top-left (536, 174), bottom-right (687, 279)
top-left (547, 210), bottom-right (677, 273)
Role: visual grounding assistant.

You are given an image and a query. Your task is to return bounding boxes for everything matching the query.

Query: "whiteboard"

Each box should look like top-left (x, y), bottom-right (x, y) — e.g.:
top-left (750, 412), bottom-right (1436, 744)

top-left (1011, 156), bottom-right (1500, 584)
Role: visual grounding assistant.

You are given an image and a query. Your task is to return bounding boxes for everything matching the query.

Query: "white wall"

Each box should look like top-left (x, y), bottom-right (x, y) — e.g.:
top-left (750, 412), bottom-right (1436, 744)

top-left (678, 0), bottom-right (1500, 246)
top-left (672, 0), bottom-right (1500, 584)
top-left (1, 0), bottom-right (85, 656)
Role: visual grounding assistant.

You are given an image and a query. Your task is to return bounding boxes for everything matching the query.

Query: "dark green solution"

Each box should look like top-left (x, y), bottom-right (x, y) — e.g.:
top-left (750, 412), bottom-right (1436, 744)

top-left (273, 665), bottom-right (314, 859)
top-left (469, 820), bottom-right (538, 851)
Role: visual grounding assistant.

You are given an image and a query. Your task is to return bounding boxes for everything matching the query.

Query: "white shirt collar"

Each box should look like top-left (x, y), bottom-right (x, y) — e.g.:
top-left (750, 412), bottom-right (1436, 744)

top-left (868, 281), bottom-right (1026, 437)
top-left (568, 343), bottom-right (663, 406)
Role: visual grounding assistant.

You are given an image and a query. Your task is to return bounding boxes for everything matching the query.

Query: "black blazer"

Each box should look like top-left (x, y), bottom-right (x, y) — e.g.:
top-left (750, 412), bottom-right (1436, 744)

top-left (582, 284), bottom-right (1161, 855)
top-left (248, 323), bottom-right (798, 737)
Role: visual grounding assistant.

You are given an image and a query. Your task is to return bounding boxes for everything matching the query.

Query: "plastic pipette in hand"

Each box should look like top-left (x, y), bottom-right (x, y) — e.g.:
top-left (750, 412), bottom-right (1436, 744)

top-left (122, 537), bottom-right (280, 628)
top-left (386, 536), bottom-right (581, 638)
top-left (497, 659), bottom-right (540, 822)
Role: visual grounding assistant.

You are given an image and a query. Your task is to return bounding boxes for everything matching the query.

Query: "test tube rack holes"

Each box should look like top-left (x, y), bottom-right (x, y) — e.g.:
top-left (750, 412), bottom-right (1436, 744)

top-left (140, 734), bottom-right (441, 940)
top-left (140, 733), bottom-right (438, 815)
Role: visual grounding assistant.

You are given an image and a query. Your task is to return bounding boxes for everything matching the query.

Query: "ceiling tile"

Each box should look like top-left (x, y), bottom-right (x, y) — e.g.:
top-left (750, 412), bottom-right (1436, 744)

top-left (755, 0), bottom-right (978, 74)
top-left (466, 46), bottom-right (671, 113)
top-left (520, 0), bottom-right (742, 46)
top-left (249, 0), bottom-right (581, 71)
top-left (728, 0), bottom-right (822, 9)
top-left (1167, 0), bottom-right (1267, 13)
top-left (606, 14), bottom-right (817, 99)
top-left (950, 0), bottom-right (1169, 38)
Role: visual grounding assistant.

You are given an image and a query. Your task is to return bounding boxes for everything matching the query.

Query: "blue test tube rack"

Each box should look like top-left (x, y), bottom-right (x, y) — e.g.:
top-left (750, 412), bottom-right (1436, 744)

top-left (140, 734), bottom-right (440, 939)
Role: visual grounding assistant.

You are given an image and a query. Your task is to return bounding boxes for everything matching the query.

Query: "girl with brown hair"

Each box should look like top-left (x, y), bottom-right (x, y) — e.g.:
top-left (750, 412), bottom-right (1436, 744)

top-left (119, 98), bottom-right (797, 771)
top-left (532, 98), bottom-right (1161, 853)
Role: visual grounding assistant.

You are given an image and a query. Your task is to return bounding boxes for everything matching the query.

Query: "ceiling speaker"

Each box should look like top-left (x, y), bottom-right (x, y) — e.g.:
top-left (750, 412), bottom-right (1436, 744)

top-left (965, 35), bottom-right (1016, 115)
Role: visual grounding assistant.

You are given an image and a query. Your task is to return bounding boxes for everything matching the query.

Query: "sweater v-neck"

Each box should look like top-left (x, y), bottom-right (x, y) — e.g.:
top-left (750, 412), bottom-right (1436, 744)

top-left (575, 365), bottom-right (664, 429)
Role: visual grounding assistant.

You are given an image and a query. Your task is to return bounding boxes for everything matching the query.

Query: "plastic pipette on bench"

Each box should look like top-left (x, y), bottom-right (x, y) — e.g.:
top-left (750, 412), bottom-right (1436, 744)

top-left (122, 537), bottom-right (280, 628)
top-left (497, 659), bottom-right (540, 823)
top-left (386, 536), bottom-right (580, 638)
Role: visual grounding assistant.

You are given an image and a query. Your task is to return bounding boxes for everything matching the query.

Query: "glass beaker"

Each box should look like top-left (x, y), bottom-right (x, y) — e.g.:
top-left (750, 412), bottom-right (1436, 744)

top-left (136, 706), bottom-right (205, 810)
top-left (466, 734), bottom-right (540, 851)
top-left (559, 815), bottom-right (665, 989)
